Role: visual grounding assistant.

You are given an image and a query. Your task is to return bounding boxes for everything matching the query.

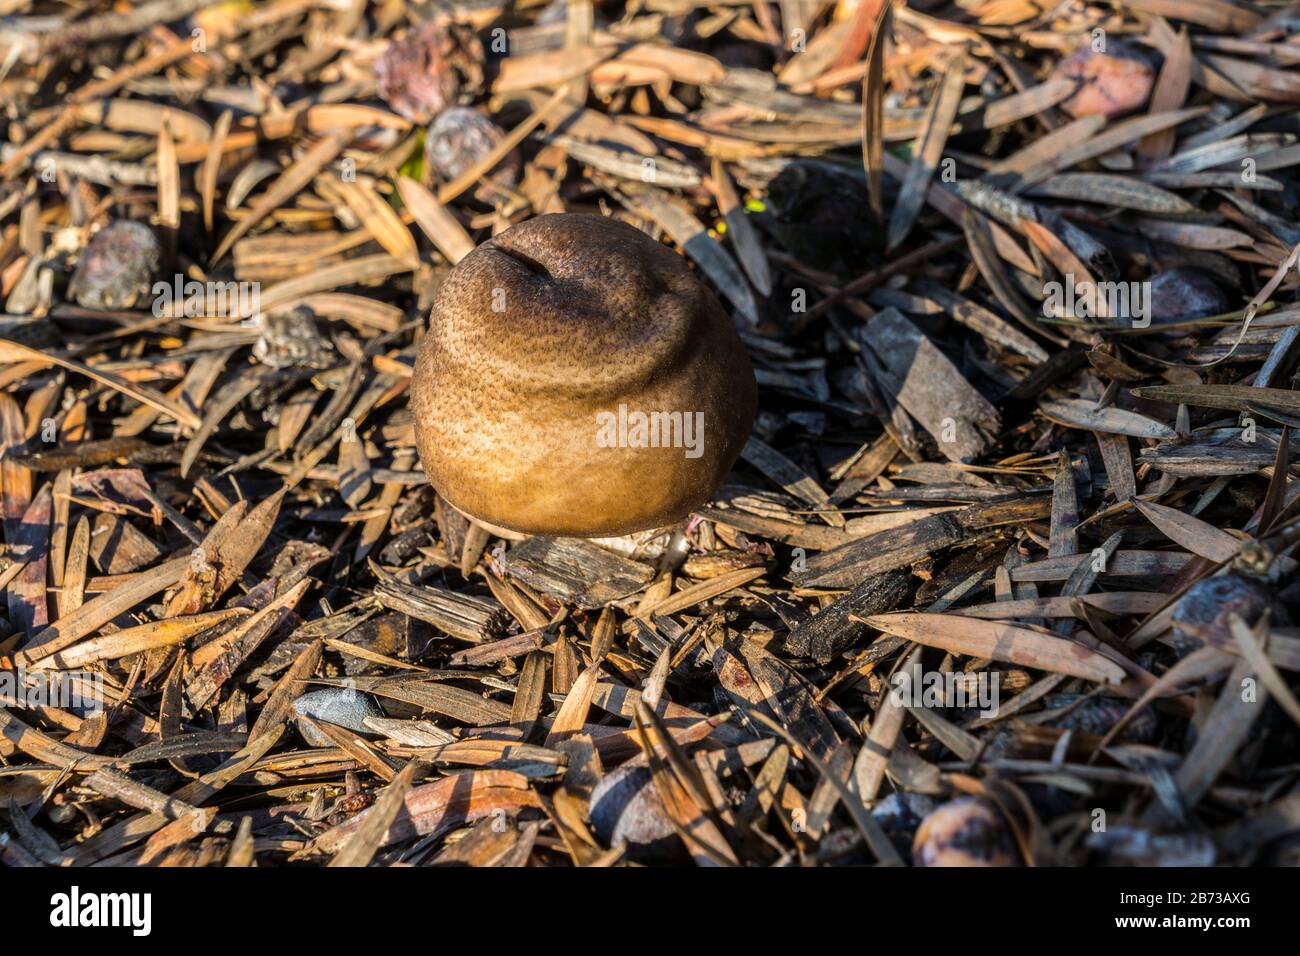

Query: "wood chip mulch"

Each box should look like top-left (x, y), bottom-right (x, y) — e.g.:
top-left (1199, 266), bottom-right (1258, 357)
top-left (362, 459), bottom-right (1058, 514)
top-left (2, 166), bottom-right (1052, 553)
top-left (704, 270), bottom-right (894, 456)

top-left (1, 0), bottom-right (1299, 867)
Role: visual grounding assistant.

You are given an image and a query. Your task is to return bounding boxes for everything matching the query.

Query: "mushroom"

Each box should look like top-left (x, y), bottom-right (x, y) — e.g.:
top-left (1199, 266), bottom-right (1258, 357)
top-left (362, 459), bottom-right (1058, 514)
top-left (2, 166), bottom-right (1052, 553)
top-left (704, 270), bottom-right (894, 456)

top-left (410, 213), bottom-right (756, 537)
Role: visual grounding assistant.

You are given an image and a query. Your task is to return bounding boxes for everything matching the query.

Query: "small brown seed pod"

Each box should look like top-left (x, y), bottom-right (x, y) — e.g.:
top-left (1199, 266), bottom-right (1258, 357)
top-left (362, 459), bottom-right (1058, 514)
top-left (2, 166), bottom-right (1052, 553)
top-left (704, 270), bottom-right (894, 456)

top-left (1148, 269), bottom-right (1229, 326)
top-left (1050, 39), bottom-right (1155, 119)
top-left (1170, 573), bottom-right (1275, 654)
top-left (410, 213), bottom-right (757, 537)
top-left (912, 796), bottom-right (1020, 867)
top-left (424, 106), bottom-right (519, 190)
top-left (374, 20), bottom-right (480, 124)
top-left (588, 765), bottom-right (683, 863)
top-left (68, 220), bottom-right (160, 310)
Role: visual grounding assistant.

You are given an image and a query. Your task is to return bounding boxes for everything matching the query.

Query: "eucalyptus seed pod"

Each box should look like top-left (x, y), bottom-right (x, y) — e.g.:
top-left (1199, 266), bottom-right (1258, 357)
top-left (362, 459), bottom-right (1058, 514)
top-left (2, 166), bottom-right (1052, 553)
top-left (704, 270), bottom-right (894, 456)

top-left (588, 765), bottom-right (684, 863)
top-left (912, 796), bottom-right (1019, 867)
top-left (424, 106), bottom-right (519, 190)
top-left (375, 20), bottom-right (477, 124)
top-left (68, 221), bottom-right (161, 311)
top-left (292, 688), bottom-right (384, 747)
top-left (252, 306), bottom-right (334, 369)
top-left (1051, 39), bottom-right (1156, 119)
top-left (1170, 574), bottom-right (1275, 655)
top-left (1048, 693), bottom-right (1160, 743)
top-left (1148, 269), bottom-right (1230, 325)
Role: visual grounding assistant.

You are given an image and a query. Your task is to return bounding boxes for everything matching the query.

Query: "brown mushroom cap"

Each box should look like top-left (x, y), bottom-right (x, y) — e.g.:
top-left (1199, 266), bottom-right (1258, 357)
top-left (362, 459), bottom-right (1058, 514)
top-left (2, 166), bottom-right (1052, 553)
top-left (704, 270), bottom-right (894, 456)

top-left (411, 213), bottom-right (757, 537)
